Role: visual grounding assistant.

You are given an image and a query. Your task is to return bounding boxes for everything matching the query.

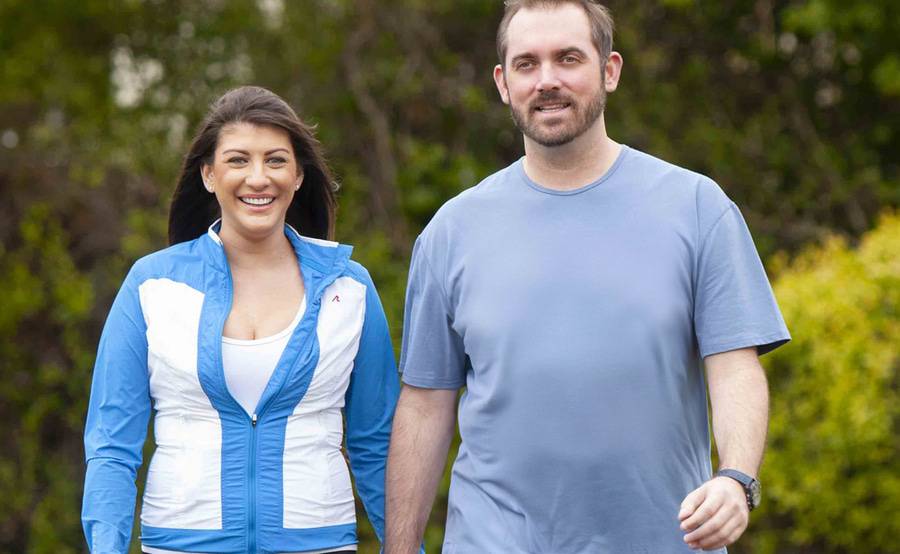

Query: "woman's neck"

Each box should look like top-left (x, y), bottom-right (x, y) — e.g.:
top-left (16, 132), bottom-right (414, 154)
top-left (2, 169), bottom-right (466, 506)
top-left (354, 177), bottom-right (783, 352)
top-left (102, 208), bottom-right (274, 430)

top-left (218, 223), bottom-right (295, 270)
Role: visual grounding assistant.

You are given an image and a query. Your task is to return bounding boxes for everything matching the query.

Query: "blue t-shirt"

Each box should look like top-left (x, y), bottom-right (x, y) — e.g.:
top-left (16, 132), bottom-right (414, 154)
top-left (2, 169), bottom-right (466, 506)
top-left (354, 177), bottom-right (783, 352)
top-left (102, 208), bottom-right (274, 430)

top-left (399, 146), bottom-right (790, 554)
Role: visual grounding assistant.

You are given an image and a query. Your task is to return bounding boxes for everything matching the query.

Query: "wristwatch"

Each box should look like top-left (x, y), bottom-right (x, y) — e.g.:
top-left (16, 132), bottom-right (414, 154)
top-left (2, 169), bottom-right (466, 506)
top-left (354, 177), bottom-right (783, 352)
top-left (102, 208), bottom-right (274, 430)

top-left (716, 469), bottom-right (761, 511)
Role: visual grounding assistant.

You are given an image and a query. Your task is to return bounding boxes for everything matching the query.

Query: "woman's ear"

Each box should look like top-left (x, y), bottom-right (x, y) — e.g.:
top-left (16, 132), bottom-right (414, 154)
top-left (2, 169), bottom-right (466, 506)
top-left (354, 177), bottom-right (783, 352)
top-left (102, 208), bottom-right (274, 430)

top-left (200, 165), bottom-right (214, 193)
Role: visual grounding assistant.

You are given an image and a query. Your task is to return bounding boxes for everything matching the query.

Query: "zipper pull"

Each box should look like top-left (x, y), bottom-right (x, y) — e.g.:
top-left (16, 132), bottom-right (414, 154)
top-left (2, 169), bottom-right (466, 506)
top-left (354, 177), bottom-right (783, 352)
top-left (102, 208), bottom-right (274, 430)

top-left (251, 413), bottom-right (258, 427)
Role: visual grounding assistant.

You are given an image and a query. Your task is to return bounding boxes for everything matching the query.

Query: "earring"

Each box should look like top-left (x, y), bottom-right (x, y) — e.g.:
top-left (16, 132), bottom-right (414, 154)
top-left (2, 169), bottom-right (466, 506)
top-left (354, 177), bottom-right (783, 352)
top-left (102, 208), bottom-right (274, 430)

top-left (204, 179), bottom-right (214, 193)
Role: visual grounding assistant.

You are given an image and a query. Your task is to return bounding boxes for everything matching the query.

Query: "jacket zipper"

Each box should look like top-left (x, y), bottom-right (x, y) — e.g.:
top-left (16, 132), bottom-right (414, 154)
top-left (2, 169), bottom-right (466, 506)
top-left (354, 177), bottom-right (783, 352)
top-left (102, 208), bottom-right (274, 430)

top-left (219, 256), bottom-right (338, 553)
top-left (248, 412), bottom-right (258, 553)
top-left (217, 271), bottom-right (261, 553)
top-left (241, 294), bottom-right (327, 553)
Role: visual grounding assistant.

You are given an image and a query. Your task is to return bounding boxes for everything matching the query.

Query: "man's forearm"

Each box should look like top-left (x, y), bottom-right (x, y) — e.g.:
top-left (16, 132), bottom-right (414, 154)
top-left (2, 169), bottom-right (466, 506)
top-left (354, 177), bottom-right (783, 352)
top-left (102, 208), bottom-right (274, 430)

top-left (705, 347), bottom-right (769, 476)
top-left (385, 385), bottom-right (458, 554)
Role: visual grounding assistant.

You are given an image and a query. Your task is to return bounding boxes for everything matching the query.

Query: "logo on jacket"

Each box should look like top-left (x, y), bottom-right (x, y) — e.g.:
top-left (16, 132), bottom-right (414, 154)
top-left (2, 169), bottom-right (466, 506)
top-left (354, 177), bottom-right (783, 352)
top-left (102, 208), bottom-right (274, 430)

top-left (331, 295), bottom-right (340, 303)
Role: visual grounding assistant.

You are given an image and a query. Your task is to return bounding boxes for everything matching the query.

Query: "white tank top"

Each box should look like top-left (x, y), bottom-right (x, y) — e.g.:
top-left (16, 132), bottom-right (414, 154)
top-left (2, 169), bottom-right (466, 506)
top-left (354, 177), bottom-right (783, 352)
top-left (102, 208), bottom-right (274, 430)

top-left (222, 297), bottom-right (307, 417)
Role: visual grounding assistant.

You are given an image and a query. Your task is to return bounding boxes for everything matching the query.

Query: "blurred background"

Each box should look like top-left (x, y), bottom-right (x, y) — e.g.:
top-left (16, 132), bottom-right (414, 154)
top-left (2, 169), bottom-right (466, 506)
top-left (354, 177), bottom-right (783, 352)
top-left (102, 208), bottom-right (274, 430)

top-left (0, 0), bottom-right (897, 552)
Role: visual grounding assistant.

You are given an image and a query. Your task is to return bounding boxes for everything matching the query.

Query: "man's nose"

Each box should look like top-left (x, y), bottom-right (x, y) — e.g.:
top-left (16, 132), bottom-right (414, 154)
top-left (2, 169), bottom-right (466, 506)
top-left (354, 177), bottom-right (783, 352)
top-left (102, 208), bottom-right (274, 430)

top-left (536, 64), bottom-right (562, 92)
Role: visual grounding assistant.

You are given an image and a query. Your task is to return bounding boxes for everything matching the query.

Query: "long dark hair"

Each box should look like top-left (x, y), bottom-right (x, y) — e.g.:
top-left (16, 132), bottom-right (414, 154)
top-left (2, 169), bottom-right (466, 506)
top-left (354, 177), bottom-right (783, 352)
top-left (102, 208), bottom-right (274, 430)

top-left (168, 86), bottom-right (337, 245)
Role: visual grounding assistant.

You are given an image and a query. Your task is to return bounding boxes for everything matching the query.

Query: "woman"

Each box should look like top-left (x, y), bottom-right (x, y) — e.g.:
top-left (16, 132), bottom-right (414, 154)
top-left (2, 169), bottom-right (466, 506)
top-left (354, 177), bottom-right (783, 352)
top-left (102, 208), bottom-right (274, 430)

top-left (82, 86), bottom-right (398, 554)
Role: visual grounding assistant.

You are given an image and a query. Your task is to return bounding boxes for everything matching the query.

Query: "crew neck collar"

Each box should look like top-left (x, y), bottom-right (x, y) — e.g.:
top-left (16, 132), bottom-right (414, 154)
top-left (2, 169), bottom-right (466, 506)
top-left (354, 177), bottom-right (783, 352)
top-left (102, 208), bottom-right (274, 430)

top-left (516, 144), bottom-right (630, 196)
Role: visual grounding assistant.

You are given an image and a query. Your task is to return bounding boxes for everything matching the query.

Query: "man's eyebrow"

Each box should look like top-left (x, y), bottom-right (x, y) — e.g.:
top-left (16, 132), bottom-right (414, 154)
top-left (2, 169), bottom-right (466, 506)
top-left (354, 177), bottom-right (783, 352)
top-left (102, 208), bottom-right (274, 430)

top-left (509, 53), bottom-right (537, 66)
top-left (556, 47), bottom-right (589, 58)
top-left (509, 47), bottom-right (590, 65)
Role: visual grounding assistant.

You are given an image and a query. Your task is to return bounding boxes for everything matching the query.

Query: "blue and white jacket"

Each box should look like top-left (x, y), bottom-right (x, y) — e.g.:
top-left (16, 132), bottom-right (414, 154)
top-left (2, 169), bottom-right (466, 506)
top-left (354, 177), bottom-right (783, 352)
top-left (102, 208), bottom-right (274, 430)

top-left (82, 223), bottom-right (399, 553)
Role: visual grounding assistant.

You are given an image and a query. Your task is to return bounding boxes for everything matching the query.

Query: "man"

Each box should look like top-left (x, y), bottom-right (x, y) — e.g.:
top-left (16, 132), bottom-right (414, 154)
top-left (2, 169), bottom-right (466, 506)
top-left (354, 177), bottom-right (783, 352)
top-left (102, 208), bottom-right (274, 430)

top-left (386, 1), bottom-right (789, 552)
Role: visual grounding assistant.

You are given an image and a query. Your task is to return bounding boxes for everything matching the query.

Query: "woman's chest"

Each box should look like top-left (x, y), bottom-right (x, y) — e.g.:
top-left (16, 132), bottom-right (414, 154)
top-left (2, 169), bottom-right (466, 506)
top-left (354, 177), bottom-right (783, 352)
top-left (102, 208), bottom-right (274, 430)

top-left (224, 269), bottom-right (305, 340)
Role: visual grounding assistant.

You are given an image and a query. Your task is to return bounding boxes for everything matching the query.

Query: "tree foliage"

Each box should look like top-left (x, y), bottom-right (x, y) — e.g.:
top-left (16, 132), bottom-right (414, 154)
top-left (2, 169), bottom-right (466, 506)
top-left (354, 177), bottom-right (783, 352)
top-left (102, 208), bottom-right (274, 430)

top-left (0, 0), bottom-right (897, 552)
top-left (749, 212), bottom-right (899, 554)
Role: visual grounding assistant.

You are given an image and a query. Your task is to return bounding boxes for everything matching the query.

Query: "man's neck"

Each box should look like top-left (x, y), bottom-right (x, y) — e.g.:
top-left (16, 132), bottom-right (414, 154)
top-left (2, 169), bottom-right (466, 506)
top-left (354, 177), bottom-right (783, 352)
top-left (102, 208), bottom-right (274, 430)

top-left (522, 118), bottom-right (621, 191)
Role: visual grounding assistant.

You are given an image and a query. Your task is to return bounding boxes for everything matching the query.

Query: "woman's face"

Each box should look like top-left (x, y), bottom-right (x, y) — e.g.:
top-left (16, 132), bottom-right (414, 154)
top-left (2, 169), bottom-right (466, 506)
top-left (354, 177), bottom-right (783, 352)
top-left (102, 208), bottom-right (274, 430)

top-left (201, 122), bottom-right (302, 243)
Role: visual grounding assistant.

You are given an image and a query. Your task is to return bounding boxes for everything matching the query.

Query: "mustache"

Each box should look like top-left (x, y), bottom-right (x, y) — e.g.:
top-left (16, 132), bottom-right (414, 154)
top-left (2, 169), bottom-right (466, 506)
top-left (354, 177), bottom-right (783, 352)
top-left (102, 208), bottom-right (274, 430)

top-left (529, 91), bottom-right (574, 110)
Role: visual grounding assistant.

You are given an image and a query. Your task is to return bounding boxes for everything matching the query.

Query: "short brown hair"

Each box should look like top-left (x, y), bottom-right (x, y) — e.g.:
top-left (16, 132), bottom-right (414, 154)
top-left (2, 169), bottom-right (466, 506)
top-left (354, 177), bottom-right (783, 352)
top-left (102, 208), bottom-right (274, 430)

top-left (496, 0), bottom-right (614, 66)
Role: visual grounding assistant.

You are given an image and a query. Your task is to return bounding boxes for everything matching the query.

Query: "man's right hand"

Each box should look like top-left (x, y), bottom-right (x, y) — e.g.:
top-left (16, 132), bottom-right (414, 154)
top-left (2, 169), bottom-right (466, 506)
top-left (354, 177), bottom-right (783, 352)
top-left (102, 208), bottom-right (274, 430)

top-left (385, 384), bottom-right (458, 554)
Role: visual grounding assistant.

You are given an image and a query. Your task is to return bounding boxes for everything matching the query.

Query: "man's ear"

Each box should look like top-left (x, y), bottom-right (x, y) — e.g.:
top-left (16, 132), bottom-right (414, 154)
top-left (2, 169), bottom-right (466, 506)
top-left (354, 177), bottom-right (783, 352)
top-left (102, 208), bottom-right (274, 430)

top-left (494, 64), bottom-right (511, 105)
top-left (604, 51), bottom-right (624, 93)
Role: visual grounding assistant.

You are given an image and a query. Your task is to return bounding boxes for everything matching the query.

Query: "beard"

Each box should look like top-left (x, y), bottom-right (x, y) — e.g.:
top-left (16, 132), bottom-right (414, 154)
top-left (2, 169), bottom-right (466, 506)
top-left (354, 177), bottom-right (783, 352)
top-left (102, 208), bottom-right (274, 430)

top-left (509, 86), bottom-right (606, 147)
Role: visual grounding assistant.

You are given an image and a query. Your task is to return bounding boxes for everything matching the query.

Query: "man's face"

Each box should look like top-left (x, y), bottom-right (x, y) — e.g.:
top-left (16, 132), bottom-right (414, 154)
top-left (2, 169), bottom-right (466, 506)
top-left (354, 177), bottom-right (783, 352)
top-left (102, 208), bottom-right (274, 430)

top-left (495, 4), bottom-right (609, 147)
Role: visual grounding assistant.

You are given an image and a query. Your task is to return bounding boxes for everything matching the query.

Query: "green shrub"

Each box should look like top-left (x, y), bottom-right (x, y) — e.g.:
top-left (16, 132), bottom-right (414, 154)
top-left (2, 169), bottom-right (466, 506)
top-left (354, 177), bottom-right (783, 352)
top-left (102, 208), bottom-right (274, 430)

top-left (747, 212), bottom-right (899, 553)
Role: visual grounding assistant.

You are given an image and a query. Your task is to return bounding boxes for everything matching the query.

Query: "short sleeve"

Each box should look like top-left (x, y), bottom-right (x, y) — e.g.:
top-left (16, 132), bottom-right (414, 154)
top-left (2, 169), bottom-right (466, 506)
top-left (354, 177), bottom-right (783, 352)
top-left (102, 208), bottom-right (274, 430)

top-left (398, 235), bottom-right (467, 389)
top-left (694, 203), bottom-right (790, 358)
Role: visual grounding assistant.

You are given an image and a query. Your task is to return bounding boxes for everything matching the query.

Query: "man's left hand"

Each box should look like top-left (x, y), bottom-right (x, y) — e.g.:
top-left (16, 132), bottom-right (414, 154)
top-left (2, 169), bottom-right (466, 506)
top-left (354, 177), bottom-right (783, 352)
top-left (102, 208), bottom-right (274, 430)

top-left (678, 476), bottom-right (750, 551)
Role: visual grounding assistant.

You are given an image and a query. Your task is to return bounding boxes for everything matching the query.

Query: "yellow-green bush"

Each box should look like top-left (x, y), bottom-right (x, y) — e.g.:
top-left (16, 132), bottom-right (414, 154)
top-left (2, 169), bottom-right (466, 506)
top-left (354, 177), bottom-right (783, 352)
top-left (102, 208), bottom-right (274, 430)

top-left (748, 212), bottom-right (899, 553)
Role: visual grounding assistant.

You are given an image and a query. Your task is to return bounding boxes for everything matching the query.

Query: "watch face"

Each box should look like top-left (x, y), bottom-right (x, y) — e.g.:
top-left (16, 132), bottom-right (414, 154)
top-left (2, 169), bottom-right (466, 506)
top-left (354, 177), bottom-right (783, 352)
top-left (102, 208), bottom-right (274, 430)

top-left (749, 480), bottom-right (762, 508)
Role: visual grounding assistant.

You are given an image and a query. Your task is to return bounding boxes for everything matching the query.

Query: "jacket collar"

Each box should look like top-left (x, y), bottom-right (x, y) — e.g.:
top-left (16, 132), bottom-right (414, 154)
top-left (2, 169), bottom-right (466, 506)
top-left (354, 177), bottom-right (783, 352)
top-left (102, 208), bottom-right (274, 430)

top-left (200, 219), bottom-right (353, 285)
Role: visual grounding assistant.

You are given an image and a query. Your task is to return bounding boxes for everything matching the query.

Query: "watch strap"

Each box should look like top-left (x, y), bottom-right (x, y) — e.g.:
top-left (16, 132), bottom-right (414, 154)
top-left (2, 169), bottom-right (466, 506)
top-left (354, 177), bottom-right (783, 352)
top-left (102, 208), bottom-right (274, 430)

top-left (715, 468), bottom-right (759, 511)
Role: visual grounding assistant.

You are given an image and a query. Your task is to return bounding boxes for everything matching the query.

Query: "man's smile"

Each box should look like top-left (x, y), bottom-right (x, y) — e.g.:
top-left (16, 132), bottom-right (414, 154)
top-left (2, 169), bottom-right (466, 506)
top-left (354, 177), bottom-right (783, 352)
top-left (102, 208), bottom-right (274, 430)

top-left (534, 102), bottom-right (571, 113)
